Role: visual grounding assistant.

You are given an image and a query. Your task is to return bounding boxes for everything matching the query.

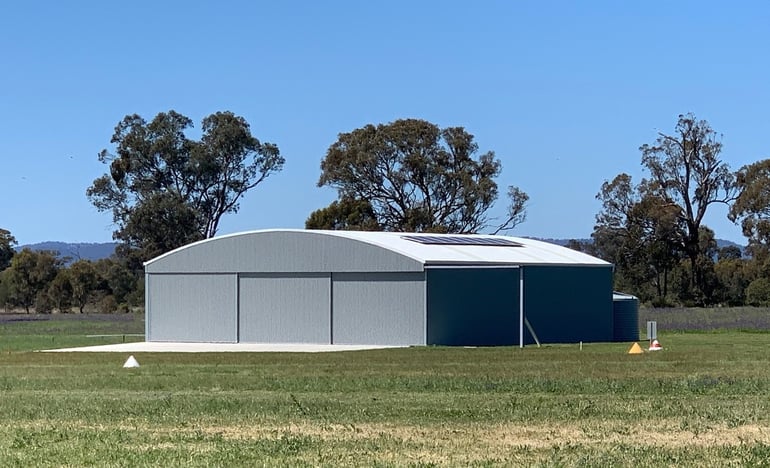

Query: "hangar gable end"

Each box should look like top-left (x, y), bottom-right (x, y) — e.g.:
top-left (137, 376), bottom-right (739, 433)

top-left (144, 230), bottom-right (424, 273)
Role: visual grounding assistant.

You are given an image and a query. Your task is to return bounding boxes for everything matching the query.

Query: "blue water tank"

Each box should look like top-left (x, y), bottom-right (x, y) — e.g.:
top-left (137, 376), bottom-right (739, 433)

top-left (612, 292), bottom-right (639, 342)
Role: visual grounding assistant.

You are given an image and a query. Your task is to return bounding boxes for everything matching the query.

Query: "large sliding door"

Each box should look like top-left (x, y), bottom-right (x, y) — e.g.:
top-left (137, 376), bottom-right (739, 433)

top-left (426, 267), bottom-right (520, 346)
top-left (523, 266), bottom-right (613, 343)
top-left (238, 274), bottom-right (331, 343)
top-left (147, 274), bottom-right (237, 342)
top-left (332, 272), bottom-right (425, 345)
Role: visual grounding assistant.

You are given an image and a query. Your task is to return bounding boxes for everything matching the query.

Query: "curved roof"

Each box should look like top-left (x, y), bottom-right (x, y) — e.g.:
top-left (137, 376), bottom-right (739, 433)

top-left (145, 229), bottom-right (610, 274)
top-left (325, 230), bottom-right (609, 266)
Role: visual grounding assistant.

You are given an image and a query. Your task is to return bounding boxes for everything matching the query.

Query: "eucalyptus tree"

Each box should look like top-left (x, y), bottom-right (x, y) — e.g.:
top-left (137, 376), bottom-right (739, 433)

top-left (592, 174), bottom-right (685, 302)
top-left (639, 113), bottom-right (735, 301)
top-left (88, 110), bottom-right (284, 261)
top-left (305, 197), bottom-right (380, 231)
top-left (68, 260), bottom-right (98, 313)
top-left (730, 159), bottom-right (770, 261)
top-left (0, 228), bottom-right (16, 271)
top-left (6, 249), bottom-right (61, 313)
top-left (313, 118), bottom-right (527, 234)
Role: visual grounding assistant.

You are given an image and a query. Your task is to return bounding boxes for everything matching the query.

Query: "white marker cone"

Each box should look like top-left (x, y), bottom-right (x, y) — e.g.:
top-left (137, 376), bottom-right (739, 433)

top-left (123, 355), bottom-right (140, 368)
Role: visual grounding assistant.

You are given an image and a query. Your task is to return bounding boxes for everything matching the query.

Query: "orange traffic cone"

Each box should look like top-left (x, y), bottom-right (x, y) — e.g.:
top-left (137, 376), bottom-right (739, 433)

top-left (627, 342), bottom-right (644, 354)
top-left (648, 339), bottom-right (662, 351)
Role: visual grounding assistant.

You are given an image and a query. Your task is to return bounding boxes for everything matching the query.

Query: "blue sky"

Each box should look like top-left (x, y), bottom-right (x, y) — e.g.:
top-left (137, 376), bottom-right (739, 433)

top-left (1, 1), bottom-right (768, 245)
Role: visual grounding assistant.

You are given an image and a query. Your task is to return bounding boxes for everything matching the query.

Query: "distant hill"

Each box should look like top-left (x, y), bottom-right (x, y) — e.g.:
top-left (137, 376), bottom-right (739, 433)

top-left (531, 237), bottom-right (587, 247)
top-left (17, 242), bottom-right (118, 263)
top-left (714, 239), bottom-right (744, 250)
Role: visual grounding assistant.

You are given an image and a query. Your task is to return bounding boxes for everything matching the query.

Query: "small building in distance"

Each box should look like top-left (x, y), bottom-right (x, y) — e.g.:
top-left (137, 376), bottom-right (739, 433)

top-left (144, 229), bottom-right (616, 346)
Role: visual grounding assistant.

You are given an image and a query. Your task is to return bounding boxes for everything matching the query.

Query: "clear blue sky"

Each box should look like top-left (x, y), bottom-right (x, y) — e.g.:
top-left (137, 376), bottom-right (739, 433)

top-left (1, 1), bottom-right (768, 245)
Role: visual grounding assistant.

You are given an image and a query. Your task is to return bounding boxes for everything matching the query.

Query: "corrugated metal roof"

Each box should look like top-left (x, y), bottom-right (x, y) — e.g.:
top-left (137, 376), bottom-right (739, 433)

top-left (317, 230), bottom-right (610, 266)
top-left (146, 229), bottom-right (610, 267)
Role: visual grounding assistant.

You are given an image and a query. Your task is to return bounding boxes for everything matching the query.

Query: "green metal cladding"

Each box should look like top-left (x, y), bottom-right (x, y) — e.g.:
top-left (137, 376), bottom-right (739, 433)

top-left (427, 268), bottom-right (521, 346)
top-left (612, 295), bottom-right (640, 342)
top-left (523, 265), bottom-right (613, 344)
top-left (426, 265), bottom-right (613, 346)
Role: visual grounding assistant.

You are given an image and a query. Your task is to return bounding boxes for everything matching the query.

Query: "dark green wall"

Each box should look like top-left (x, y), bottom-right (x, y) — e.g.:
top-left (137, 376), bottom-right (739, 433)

top-left (426, 268), bottom-right (521, 346)
top-left (426, 265), bottom-right (614, 346)
top-left (523, 265), bottom-right (613, 343)
top-left (612, 297), bottom-right (639, 342)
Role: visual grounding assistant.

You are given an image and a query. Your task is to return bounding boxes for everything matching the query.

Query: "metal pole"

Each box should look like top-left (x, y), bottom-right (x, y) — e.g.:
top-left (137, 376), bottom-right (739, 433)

top-left (519, 267), bottom-right (524, 348)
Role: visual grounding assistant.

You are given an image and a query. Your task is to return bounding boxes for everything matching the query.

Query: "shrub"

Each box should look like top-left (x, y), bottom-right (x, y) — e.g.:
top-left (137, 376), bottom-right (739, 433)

top-left (97, 295), bottom-right (118, 313)
top-left (34, 291), bottom-right (53, 314)
top-left (746, 278), bottom-right (770, 306)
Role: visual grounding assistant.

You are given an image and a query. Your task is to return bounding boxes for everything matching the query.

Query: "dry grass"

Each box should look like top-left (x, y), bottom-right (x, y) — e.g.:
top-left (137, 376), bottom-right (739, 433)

top-left (11, 418), bottom-right (769, 465)
top-left (178, 420), bottom-right (770, 449)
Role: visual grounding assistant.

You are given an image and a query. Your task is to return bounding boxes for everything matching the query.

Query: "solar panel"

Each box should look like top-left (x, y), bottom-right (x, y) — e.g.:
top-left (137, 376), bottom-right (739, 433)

top-left (401, 235), bottom-right (522, 247)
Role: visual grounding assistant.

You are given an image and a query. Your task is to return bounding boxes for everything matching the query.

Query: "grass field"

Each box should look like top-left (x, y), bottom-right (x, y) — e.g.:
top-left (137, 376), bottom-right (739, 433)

top-left (1, 315), bottom-right (770, 466)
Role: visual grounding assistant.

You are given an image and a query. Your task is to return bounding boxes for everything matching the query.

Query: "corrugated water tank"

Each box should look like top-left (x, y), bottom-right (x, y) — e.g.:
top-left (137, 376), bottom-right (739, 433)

top-left (612, 292), bottom-right (639, 342)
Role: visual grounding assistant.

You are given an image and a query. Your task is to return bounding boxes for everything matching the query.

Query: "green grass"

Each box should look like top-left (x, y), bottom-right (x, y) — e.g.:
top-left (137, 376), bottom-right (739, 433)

top-left (0, 313), bottom-right (144, 352)
top-left (1, 316), bottom-right (770, 465)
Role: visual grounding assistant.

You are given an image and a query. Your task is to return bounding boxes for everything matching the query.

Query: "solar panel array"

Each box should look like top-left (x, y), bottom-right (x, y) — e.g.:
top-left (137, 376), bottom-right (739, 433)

top-left (401, 235), bottom-right (522, 247)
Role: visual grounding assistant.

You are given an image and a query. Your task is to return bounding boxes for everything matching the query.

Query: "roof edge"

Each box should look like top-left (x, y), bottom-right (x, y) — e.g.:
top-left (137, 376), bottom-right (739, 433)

top-left (144, 229), bottom-right (431, 267)
top-left (143, 229), bottom-right (296, 267)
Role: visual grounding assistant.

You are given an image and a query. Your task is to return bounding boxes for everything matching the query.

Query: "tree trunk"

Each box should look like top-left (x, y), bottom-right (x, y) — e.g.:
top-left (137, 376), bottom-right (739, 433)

top-left (685, 226), bottom-right (702, 303)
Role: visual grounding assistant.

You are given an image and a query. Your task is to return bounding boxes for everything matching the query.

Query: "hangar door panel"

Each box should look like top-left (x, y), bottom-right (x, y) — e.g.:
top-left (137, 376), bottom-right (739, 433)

top-left (524, 266), bottom-right (613, 343)
top-left (239, 275), bottom-right (331, 343)
top-left (147, 274), bottom-right (237, 342)
top-left (332, 272), bottom-right (425, 345)
top-left (426, 268), bottom-right (520, 346)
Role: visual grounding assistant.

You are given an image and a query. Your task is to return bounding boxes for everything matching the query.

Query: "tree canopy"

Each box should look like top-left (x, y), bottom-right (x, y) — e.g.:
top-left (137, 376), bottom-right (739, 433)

top-left (305, 197), bottom-right (380, 231)
top-left (730, 159), bottom-right (770, 260)
top-left (311, 118), bottom-right (526, 234)
top-left (5, 249), bottom-right (61, 313)
top-left (0, 228), bottom-right (16, 271)
top-left (87, 110), bottom-right (284, 261)
top-left (591, 174), bottom-right (685, 302)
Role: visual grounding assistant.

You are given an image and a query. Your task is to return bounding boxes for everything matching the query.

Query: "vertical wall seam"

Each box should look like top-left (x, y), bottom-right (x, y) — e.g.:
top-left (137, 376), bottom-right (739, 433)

top-left (519, 267), bottom-right (524, 348)
top-left (145, 273), bottom-right (150, 341)
top-left (329, 272), bottom-right (334, 344)
top-left (423, 268), bottom-right (428, 345)
top-left (235, 273), bottom-right (240, 343)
